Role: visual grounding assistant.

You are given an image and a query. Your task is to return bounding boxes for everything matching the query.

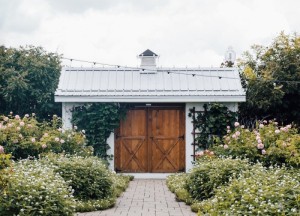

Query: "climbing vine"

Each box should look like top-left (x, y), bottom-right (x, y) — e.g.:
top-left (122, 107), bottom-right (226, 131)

top-left (190, 103), bottom-right (237, 149)
top-left (72, 103), bottom-right (129, 159)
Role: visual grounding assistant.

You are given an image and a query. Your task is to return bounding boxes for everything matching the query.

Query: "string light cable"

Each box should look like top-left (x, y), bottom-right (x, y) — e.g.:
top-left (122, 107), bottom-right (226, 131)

top-left (61, 57), bottom-right (300, 84)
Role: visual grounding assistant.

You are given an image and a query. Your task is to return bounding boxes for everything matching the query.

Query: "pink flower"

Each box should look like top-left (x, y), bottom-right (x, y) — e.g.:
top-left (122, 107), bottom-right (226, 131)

top-left (43, 133), bottom-right (49, 137)
top-left (223, 144), bottom-right (229, 149)
top-left (209, 151), bottom-right (215, 156)
top-left (15, 115), bottom-right (20, 120)
top-left (0, 145), bottom-right (4, 154)
top-left (234, 122), bottom-right (240, 127)
top-left (225, 136), bottom-right (230, 141)
top-left (259, 124), bottom-right (264, 128)
top-left (274, 122), bottom-right (278, 125)
top-left (262, 149), bottom-right (266, 155)
top-left (8, 123), bottom-right (12, 128)
top-left (196, 151), bottom-right (204, 156)
top-left (60, 139), bottom-right (65, 144)
top-left (286, 124), bottom-right (292, 129)
top-left (31, 138), bottom-right (36, 143)
top-left (235, 131), bottom-right (241, 136)
top-left (257, 143), bottom-right (264, 149)
top-left (20, 122), bottom-right (25, 127)
top-left (24, 114), bottom-right (29, 118)
top-left (257, 139), bottom-right (262, 144)
top-left (55, 137), bottom-right (60, 142)
top-left (232, 134), bottom-right (237, 139)
top-left (27, 124), bottom-right (32, 128)
top-left (226, 126), bottom-right (230, 129)
top-left (263, 120), bottom-right (267, 124)
top-left (275, 129), bottom-right (280, 134)
top-left (256, 135), bottom-right (261, 141)
top-left (42, 144), bottom-right (47, 149)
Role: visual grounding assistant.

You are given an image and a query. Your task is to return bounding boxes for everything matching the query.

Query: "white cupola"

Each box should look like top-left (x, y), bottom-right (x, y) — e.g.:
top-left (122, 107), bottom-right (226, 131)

top-left (138, 49), bottom-right (158, 69)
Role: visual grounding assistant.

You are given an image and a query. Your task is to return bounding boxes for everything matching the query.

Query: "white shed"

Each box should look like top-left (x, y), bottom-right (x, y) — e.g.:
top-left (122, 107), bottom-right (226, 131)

top-left (55, 49), bottom-right (245, 178)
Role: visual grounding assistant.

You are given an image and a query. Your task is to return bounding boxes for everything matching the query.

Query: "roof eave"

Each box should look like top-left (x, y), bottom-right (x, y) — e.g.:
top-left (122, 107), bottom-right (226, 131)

top-left (55, 95), bottom-right (246, 103)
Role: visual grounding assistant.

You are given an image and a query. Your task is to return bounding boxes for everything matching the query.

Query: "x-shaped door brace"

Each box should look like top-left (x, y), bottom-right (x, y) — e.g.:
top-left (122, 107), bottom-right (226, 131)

top-left (122, 138), bottom-right (146, 171)
top-left (151, 137), bottom-right (183, 170)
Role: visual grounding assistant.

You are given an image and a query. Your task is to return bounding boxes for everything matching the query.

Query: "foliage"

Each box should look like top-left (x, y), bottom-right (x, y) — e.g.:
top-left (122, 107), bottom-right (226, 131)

top-left (196, 164), bottom-right (300, 215)
top-left (40, 154), bottom-right (133, 212)
top-left (190, 103), bottom-right (236, 149)
top-left (0, 159), bottom-right (75, 216)
top-left (72, 103), bottom-right (129, 158)
top-left (186, 157), bottom-right (251, 201)
top-left (212, 121), bottom-right (300, 167)
top-left (41, 155), bottom-right (114, 200)
top-left (0, 114), bottom-right (92, 159)
top-left (0, 153), bottom-right (11, 170)
top-left (238, 32), bottom-right (300, 126)
top-left (0, 45), bottom-right (61, 119)
top-left (166, 173), bottom-right (193, 204)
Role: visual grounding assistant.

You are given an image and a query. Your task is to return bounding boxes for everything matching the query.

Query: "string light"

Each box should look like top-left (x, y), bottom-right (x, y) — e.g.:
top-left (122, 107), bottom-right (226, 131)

top-left (61, 57), bottom-right (300, 84)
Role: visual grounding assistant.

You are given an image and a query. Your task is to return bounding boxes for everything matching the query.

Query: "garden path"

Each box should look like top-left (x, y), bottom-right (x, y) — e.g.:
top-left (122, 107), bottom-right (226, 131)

top-left (76, 179), bottom-right (196, 216)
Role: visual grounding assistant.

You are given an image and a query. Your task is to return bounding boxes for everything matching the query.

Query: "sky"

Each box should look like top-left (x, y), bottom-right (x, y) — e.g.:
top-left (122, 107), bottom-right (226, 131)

top-left (0, 0), bottom-right (300, 68)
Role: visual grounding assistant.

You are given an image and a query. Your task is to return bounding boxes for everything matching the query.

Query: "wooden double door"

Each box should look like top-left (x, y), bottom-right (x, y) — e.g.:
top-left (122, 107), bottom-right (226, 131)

top-left (115, 105), bottom-right (185, 173)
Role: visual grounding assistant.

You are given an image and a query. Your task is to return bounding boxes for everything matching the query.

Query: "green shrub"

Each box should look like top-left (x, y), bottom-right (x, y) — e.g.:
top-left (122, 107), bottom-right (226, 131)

top-left (0, 114), bottom-right (92, 159)
top-left (186, 157), bottom-right (252, 201)
top-left (42, 155), bottom-right (113, 200)
top-left (166, 173), bottom-right (193, 204)
top-left (0, 159), bottom-right (75, 216)
top-left (197, 164), bottom-right (300, 215)
top-left (0, 152), bottom-right (11, 170)
top-left (212, 121), bottom-right (300, 167)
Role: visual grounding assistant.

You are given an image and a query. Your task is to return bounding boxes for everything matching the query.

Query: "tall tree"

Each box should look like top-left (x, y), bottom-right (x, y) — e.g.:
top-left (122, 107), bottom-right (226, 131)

top-left (238, 32), bottom-right (300, 125)
top-left (0, 45), bottom-right (61, 119)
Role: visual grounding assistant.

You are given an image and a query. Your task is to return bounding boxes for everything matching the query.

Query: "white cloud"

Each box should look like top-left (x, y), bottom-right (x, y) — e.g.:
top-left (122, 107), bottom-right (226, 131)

top-left (1, 0), bottom-right (299, 67)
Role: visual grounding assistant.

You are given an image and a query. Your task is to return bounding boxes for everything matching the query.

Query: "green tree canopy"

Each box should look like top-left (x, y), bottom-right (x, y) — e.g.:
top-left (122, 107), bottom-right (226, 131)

top-left (238, 32), bottom-right (300, 126)
top-left (0, 45), bottom-right (61, 119)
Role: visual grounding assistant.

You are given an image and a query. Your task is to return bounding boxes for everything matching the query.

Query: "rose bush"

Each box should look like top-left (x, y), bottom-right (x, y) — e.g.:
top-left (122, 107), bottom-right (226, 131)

top-left (212, 121), bottom-right (300, 167)
top-left (0, 114), bottom-right (92, 159)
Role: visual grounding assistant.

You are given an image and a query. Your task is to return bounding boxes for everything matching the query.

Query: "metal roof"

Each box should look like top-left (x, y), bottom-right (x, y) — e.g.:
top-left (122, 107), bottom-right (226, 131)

top-left (55, 67), bottom-right (246, 102)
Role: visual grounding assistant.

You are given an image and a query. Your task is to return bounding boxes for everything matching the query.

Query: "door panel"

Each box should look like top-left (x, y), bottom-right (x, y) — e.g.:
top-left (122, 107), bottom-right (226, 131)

top-left (115, 106), bottom-right (185, 173)
top-left (115, 109), bottom-right (148, 172)
top-left (149, 109), bottom-right (185, 172)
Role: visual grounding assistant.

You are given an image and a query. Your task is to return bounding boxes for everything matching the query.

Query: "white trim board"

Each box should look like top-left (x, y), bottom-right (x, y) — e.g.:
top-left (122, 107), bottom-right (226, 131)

top-left (120, 173), bottom-right (174, 179)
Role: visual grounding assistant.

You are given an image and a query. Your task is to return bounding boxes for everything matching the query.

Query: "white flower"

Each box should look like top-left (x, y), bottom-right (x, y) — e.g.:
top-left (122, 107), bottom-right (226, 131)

top-left (234, 122), bottom-right (240, 127)
top-left (20, 121), bottom-right (25, 127)
top-left (275, 129), bottom-right (280, 134)
top-left (32, 113), bottom-right (35, 116)
top-left (81, 130), bottom-right (86, 134)
top-left (31, 138), bottom-right (36, 143)
top-left (15, 115), bottom-right (20, 120)
top-left (55, 137), bottom-right (60, 142)
top-left (3, 117), bottom-right (9, 121)
top-left (0, 145), bottom-right (4, 154)
top-left (259, 124), bottom-right (264, 128)
top-left (224, 144), bottom-right (229, 149)
top-left (74, 126), bottom-right (78, 130)
top-left (60, 139), bottom-right (65, 144)
top-left (24, 114), bottom-right (29, 118)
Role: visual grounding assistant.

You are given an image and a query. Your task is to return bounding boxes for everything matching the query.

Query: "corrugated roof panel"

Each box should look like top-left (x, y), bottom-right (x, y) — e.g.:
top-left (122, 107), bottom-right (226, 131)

top-left (98, 71), bottom-right (108, 91)
top-left (155, 72), bottom-right (164, 91)
top-left (163, 73), bottom-right (172, 90)
top-left (179, 72), bottom-right (188, 91)
top-left (124, 70), bottom-right (133, 91)
top-left (140, 74), bottom-right (149, 91)
top-left (115, 70), bottom-right (125, 91)
top-left (82, 70), bottom-right (94, 91)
